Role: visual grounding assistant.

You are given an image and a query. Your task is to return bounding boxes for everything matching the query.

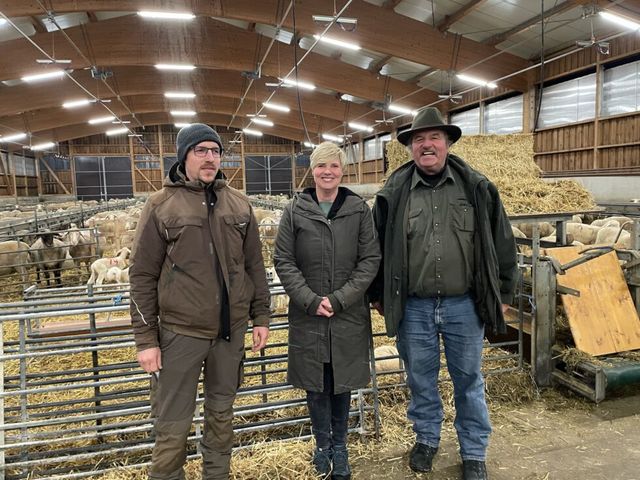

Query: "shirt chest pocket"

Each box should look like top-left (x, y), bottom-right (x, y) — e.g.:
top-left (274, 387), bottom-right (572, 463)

top-left (223, 213), bottom-right (251, 264)
top-left (407, 207), bottom-right (422, 239)
top-left (451, 203), bottom-right (475, 233)
top-left (223, 213), bottom-right (251, 237)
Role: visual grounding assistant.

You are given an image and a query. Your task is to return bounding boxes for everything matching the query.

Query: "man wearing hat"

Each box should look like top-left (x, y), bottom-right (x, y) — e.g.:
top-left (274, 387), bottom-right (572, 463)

top-left (130, 123), bottom-right (271, 479)
top-left (369, 107), bottom-right (517, 480)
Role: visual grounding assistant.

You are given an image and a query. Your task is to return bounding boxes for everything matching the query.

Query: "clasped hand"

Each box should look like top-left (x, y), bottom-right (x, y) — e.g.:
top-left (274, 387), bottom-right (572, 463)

top-left (315, 296), bottom-right (334, 317)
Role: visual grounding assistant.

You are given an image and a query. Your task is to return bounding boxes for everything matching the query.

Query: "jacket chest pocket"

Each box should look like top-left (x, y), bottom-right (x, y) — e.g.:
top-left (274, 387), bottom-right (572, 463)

top-left (407, 207), bottom-right (422, 239)
top-left (163, 216), bottom-right (204, 262)
top-left (451, 203), bottom-right (475, 233)
top-left (223, 213), bottom-right (251, 263)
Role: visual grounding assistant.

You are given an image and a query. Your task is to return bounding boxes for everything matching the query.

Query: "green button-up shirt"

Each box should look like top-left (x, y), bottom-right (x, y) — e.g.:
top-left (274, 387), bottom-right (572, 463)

top-left (407, 164), bottom-right (475, 297)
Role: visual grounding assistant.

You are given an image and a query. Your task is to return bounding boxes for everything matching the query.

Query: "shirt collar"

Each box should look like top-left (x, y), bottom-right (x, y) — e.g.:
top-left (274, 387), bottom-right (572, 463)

top-left (410, 163), bottom-right (455, 190)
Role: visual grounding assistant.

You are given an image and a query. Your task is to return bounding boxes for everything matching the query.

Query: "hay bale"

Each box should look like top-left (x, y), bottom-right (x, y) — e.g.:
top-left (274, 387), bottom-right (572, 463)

top-left (384, 134), bottom-right (597, 214)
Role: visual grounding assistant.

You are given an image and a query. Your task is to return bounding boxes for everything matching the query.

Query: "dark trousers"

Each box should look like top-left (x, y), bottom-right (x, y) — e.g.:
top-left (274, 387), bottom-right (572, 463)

top-left (149, 325), bottom-right (246, 480)
top-left (306, 363), bottom-right (351, 449)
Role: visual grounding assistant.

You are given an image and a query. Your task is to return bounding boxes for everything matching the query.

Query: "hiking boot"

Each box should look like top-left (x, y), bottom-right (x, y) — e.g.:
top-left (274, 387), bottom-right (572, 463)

top-left (331, 446), bottom-right (351, 479)
top-left (312, 447), bottom-right (333, 477)
top-left (462, 460), bottom-right (488, 480)
top-left (409, 442), bottom-right (438, 473)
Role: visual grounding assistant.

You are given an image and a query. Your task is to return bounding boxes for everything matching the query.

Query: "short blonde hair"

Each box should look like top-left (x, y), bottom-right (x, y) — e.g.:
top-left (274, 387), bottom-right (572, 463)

top-left (310, 142), bottom-right (346, 169)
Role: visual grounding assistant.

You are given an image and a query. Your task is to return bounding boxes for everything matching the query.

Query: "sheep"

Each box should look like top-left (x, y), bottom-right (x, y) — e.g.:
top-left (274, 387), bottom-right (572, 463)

top-left (265, 266), bottom-right (288, 313)
top-left (0, 240), bottom-right (31, 289)
top-left (595, 226), bottom-right (631, 249)
top-left (104, 266), bottom-right (130, 285)
top-left (87, 247), bottom-right (131, 286)
top-left (61, 223), bottom-right (95, 275)
top-left (374, 345), bottom-right (402, 374)
top-left (29, 232), bottom-right (74, 287)
top-left (513, 222), bottom-right (554, 238)
top-left (565, 222), bottom-right (601, 245)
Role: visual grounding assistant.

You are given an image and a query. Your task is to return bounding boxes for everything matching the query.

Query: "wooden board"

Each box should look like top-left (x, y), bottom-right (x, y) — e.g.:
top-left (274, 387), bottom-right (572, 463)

top-left (32, 318), bottom-right (132, 338)
top-left (544, 246), bottom-right (640, 356)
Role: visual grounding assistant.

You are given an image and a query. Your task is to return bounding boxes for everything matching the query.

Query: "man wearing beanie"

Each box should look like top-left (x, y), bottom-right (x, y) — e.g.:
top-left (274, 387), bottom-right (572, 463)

top-left (130, 123), bottom-right (270, 479)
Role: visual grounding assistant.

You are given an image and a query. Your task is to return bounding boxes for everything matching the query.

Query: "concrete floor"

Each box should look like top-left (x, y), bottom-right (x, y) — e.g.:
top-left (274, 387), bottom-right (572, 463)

top-left (352, 389), bottom-right (640, 480)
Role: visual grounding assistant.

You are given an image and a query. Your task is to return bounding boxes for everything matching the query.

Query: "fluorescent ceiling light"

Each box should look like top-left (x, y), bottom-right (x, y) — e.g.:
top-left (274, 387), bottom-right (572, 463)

top-left (265, 82), bottom-right (293, 88)
top-left (281, 78), bottom-right (316, 91)
top-left (174, 123), bottom-right (191, 128)
top-left (312, 15), bottom-right (357, 25)
top-left (599, 11), bottom-right (640, 30)
top-left (165, 91), bottom-right (196, 99)
top-left (31, 142), bottom-right (55, 151)
top-left (155, 63), bottom-right (196, 71)
top-left (36, 59), bottom-right (71, 64)
top-left (303, 142), bottom-right (316, 148)
top-left (251, 118), bottom-right (274, 127)
top-left (456, 73), bottom-right (497, 89)
top-left (246, 114), bottom-right (267, 118)
top-left (112, 120), bottom-right (131, 124)
top-left (171, 110), bottom-right (196, 117)
top-left (313, 35), bottom-right (360, 51)
top-left (137, 11), bottom-right (195, 20)
top-left (322, 133), bottom-right (342, 142)
top-left (341, 94), bottom-right (357, 102)
top-left (263, 102), bottom-right (290, 113)
top-left (88, 115), bottom-right (115, 125)
top-left (388, 104), bottom-right (417, 116)
top-left (62, 99), bottom-right (91, 109)
top-left (0, 132), bottom-right (27, 142)
top-left (128, 134), bottom-right (143, 137)
top-left (106, 128), bottom-right (129, 136)
top-left (0, 19), bottom-right (6, 26)
top-left (348, 122), bottom-right (373, 132)
top-left (21, 70), bottom-right (65, 83)
top-left (243, 128), bottom-right (263, 137)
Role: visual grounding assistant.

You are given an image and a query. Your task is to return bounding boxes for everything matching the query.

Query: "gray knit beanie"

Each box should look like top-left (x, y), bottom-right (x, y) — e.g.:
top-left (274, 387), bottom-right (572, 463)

top-left (176, 123), bottom-right (224, 166)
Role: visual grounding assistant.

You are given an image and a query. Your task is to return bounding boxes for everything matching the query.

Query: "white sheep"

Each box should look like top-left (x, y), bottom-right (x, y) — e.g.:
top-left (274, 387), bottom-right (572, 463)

top-left (87, 247), bottom-right (131, 286)
top-left (104, 266), bottom-right (130, 284)
top-left (374, 345), bottom-right (402, 374)
top-left (0, 240), bottom-right (31, 289)
top-left (62, 223), bottom-right (95, 274)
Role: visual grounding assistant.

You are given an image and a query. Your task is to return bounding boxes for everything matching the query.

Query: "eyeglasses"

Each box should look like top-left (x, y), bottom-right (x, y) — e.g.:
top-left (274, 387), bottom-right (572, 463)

top-left (192, 146), bottom-right (221, 157)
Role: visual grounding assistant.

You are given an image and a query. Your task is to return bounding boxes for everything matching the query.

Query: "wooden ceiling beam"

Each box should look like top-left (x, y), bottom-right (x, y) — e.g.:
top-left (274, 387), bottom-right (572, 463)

top-left (0, 0), bottom-right (530, 91)
top-left (437, 0), bottom-right (489, 33)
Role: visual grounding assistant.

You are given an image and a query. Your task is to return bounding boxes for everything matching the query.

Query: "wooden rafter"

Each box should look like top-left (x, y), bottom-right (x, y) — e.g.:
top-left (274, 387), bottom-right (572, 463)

top-left (369, 55), bottom-right (392, 74)
top-left (437, 0), bottom-right (489, 33)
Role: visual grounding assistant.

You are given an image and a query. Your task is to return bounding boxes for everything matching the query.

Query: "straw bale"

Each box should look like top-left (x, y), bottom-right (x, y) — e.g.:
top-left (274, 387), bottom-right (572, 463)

top-left (384, 135), bottom-right (597, 214)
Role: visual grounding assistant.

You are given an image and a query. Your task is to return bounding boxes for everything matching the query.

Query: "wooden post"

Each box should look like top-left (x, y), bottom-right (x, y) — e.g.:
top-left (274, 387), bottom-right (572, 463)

top-left (69, 141), bottom-right (77, 198)
top-left (129, 135), bottom-right (137, 195)
top-left (34, 153), bottom-right (43, 197)
top-left (532, 252), bottom-right (556, 387)
top-left (240, 136), bottom-right (247, 193)
top-left (593, 55), bottom-right (602, 170)
top-left (158, 126), bottom-right (165, 182)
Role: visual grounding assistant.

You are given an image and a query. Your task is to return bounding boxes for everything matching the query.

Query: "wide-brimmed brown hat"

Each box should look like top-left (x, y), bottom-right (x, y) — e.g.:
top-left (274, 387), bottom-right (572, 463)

top-left (396, 106), bottom-right (462, 146)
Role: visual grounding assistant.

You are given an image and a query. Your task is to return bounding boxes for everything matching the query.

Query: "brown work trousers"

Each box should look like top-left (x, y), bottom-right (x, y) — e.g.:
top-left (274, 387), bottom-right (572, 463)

top-left (148, 325), bottom-right (247, 480)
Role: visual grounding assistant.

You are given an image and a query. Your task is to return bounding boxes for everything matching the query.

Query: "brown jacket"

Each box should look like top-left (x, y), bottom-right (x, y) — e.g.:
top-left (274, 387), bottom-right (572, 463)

top-left (130, 165), bottom-right (270, 351)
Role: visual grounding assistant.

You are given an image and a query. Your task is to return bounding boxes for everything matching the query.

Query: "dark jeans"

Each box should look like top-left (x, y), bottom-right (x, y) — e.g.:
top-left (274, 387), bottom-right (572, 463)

top-left (306, 363), bottom-right (351, 449)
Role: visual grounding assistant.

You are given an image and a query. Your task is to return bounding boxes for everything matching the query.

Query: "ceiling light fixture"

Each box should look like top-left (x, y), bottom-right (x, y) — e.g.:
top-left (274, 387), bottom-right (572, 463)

top-left (21, 70), bottom-right (66, 83)
top-left (281, 78), bottom-right (316, 90)
top-left (322, 133), bottom-right (342, 142)
top-left (88, 115), bottom-right (115, 125)
top-left (171, 110), bottom-right (196, 117)
top-left (36, 59), bottom-right (71, 64)
top-left (106, 128), bottom-right (129, 136)
top-left (348, 122), bottom-right (374, 132)
top-left (303, 142), bottom-right (317, 148)
top-left (600, 11), bottom-right (640, 30)
top-left (174, 123), bottom-right (191, 128)
top-left (388, 104), bottom-right (417, 116)
top-left (155, 63), bottom-right (196, 71)
top-left (137, 11), bottom-right (195, 20)
top-left (313, 35), bottom-right (361, 50)
top-left (263, 102), bottom-right (291, 112)
top-left (242, 128), bottom-right (263, 137)
top-left (247, 114), bottom-right (268, 118)
top-left (128, 134), bottom-right (143, 137)
top-left (62, 99), bottom-right (92, 109)
top-left (165, 91), bottom-right (196, 99)
top-left (0, 132), bottom-right (27, 142)
top-left (265, 81), bottom-right (294, 88)
top-left (0, 19), bottom-right (7, 26)
top-left (31, 142), bottom-right (56, 151)
top-left (112, 120), bottom-right (131, 124)
top-left (456, 73), bottom-right (497, 89)
top-left (251, 118), bottom-right (274, 127)
top-left (312, 15), bottom-right (358, 30)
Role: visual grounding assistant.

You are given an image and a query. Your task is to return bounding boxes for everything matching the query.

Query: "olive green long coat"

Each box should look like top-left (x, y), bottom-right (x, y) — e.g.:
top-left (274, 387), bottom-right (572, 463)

top-left (274, 188), bottom-right (381, 394)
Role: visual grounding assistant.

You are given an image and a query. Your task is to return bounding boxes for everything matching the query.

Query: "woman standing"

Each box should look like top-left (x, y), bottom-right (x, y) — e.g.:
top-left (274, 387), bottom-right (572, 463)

top-left (274, 142), bottom-right (380, 479)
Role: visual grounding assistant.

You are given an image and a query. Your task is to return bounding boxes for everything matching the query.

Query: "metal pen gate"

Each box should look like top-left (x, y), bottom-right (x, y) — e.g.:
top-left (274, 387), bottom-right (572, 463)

top-left (245, 156), bottom-right (292, 195)
top-left (74, 156), bottom-right (133, 201)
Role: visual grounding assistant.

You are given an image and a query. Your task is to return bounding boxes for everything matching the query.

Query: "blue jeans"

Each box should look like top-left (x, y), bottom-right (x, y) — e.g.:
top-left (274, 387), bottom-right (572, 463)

top-left (397, 294), bottom-right (491, 461)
